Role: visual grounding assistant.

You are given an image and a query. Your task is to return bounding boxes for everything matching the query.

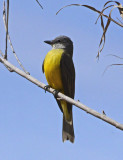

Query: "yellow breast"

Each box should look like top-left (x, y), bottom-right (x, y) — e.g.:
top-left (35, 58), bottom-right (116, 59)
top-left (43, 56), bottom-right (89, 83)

top-left (44, 49), bottom-right (64, 90)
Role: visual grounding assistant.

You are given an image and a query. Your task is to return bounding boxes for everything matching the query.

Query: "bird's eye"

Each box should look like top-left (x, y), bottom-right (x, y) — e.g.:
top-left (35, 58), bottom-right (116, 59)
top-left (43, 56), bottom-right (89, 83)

top-left (57, 40), bottom-right (61, 43)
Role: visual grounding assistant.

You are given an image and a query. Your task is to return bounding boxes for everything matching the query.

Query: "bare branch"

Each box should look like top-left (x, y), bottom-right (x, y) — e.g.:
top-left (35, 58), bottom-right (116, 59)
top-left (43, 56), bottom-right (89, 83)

top-left (3, 2), bottom-right (30, 75)
top-left (117, 17), bottom-right (123, 24)
top-left (56, 4), bottom-right (123, 27)
top-left (103, 63), bottom-right (123, 75)
top-left (0, 50), bottom-right (4, 58)
top-left (56, 2), bottom-right (123, 58)
top-left (3, 1), bottom-right (8, 59)
top-left (106, 54), bottom-right (123, 59)
top-left (0, 56), bottom-right (123, 131)
top-left (5, 0), bottom-right (9, 59)
top-left (95, 5), bottom-right (114, 24)
top-left (96, 1), bottom-right (123, 57)
top-left (104, 1), bottom-right (123, 19)
top-left (35, 0), bottom-right (43, 9)
top-left (97, 8), bottom-right (112, 58)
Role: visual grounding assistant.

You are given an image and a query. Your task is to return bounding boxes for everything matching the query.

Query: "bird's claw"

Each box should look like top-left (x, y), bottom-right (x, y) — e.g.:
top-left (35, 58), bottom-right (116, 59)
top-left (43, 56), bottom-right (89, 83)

top-left (44, 85), bottom-right (50, 93)
top-left (53, 90), bottom-right (60, 98)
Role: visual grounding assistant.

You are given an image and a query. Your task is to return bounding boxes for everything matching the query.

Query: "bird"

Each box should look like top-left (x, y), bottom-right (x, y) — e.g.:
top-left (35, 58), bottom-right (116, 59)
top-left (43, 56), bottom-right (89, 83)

top-left (42, 35), bottom-right (75, 143)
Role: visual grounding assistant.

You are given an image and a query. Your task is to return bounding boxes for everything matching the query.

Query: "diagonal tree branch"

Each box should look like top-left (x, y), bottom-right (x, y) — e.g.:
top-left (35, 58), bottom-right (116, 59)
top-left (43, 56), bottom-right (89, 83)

top-left (0, 56), bottom-right (123, 131)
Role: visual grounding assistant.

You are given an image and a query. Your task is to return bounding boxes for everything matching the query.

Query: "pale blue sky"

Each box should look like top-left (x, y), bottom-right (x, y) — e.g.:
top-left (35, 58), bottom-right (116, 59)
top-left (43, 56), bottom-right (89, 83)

top-left (0, 0), bottom-right (123, 160)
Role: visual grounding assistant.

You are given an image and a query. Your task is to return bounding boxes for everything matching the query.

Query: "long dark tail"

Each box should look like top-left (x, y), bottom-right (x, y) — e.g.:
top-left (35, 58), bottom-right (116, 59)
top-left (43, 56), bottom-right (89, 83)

top-left (62, 115), bottom-right (75, 143)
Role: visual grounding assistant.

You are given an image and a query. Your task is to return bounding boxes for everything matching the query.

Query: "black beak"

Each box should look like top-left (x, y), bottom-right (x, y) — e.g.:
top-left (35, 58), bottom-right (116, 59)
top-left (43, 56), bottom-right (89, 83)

top-left (44, 40), bottom-right (53, 45)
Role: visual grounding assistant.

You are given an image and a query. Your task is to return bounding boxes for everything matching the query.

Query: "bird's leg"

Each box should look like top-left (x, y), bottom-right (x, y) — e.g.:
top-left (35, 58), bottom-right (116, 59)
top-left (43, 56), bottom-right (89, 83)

top-left (44, 85), bottom-right (50, 93)
top-left (53, 89), bottom-right (60, 98)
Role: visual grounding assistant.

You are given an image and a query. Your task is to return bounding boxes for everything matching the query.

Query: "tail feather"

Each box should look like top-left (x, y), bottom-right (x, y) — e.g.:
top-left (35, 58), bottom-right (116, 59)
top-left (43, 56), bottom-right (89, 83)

top-left (62, 115), bottom-right (75, 143)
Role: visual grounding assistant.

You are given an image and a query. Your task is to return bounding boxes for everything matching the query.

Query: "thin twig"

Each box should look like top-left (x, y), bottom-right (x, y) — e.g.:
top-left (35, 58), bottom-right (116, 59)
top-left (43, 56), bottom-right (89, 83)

top-left (95, 5), bottom-right (114, 24)
top-left (103, 63), bottom-right (123, 75)
top-left (35, 0), bottom-right (43, 9)
top-left (97, 7), bottom-right (112, 58)
top-left (3, 2), bottom-right (30, 75)
top-left (56, 4), bottom-right (123, 27)
top-left (0, 50), bottom-right (4, 57)
top-left (3, 1), bottom-right (7, 58)
top-left (106, 54), bottom-right (123, 59)
top-left (104, 1), bottom-right (123, 19)
top-left (117, 17), bottom-right (123, 24)
top-left (4, 0), bottom-right (9, 59)
top-left (57, 3), bottom-right (123, 58)
top-left (0, 56), bottom-right (123, 131)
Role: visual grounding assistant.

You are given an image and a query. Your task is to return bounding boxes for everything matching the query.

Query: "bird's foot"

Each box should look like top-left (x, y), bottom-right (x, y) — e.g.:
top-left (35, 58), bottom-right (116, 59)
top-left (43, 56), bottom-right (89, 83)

top-left (53, 89), bottom-right (60, 98)
top-left (44, 85), bottom-right (50, 93)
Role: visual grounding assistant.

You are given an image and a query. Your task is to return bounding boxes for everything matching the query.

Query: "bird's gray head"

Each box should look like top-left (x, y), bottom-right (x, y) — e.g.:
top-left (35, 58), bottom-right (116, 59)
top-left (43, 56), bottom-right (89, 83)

top-left (44, 36), bottom-right (73, 57)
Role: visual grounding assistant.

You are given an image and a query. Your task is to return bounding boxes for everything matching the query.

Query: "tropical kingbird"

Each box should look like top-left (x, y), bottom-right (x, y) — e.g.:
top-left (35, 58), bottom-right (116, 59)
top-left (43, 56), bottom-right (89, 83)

top-left (42, 36), bottom-right (75, 143)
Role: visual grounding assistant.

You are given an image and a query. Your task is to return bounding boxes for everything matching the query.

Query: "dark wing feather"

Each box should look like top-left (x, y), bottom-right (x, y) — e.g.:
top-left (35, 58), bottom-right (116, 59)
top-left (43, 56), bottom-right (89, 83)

top-left (60, 53), bottom-right (75, 113)
top-left (42, 59), bottom-right (45, 73)
top-left (56, 99), bottom-right (63, 112)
